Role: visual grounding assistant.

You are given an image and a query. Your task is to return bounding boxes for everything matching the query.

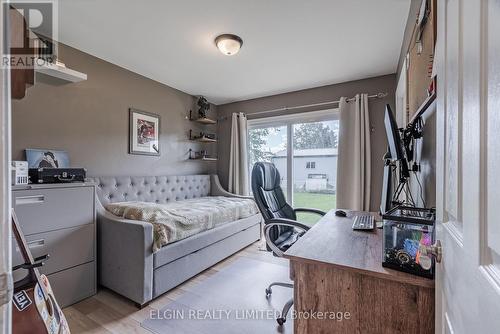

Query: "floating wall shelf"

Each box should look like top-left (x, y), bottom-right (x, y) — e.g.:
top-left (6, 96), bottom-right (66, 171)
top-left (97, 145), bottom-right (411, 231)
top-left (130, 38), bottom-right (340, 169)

top-left (188, 156), bottom-right (218, 162)
top-left (188, 149), bottom-right (218, 161)
top-left (188, 110), bottom-right (217, 124)
top-left (192, 117), bottom-right (217, 125)
top-left (188, 109), bottom-right (217, 162)
top-left (35, 59), bottom-right (87, 83)
top-left (189, 130), bottom-right (217, 143)
top-left (192, 137), bottom-right (217, 143)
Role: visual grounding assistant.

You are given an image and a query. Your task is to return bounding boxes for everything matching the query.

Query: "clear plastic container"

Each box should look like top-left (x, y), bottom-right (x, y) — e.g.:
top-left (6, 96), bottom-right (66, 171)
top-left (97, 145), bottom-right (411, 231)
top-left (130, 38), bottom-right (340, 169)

top-left (382, 220), bottom-right (434, 279)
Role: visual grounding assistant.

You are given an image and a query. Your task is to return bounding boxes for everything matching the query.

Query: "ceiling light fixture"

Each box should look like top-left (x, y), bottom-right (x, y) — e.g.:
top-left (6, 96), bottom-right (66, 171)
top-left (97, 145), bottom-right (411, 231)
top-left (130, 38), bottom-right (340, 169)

top-left (215, 34), bottom-right (243, 56)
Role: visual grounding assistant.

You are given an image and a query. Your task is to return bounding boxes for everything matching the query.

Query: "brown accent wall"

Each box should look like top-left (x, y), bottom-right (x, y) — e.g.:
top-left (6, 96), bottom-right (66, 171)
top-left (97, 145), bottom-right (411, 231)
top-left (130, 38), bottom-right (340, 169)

top-left (216, 75), bottom-right (396, 212)
top-left (12, 44), bottom-right (217, 177)
top-left (397, 0), bottom-right (423, 82)
top-left (396, 0), bottom-right (436, 208)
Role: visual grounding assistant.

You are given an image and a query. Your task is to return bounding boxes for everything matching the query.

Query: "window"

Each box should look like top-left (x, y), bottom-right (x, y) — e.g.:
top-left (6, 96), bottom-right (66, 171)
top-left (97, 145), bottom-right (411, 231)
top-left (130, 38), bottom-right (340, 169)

top-left (306, 161), bottom-right (316, 169)
top-left (248, 109), bottom-right (339, 224)
top-left (248, 125), bottom-right (288, 198)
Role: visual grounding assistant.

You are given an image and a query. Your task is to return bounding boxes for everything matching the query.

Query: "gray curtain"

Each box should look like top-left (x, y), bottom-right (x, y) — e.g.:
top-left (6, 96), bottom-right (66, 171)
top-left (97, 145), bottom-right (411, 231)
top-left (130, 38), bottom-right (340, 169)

top-left (228, 112), bottom-right (249, 195)
top-left (336, 94), bottom-right (371, 211)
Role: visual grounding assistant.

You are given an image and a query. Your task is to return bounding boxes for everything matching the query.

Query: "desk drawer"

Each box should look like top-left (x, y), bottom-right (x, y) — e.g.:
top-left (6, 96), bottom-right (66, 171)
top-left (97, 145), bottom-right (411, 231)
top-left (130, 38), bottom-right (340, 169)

top-left (12, 224), bottom-right (95, 275)
top-left (13, 186), bottom-right (94, 235)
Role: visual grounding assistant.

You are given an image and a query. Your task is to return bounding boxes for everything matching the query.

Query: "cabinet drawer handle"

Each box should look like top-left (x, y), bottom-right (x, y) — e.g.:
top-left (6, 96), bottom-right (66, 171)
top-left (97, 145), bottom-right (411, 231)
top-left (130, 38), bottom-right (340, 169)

top-left (27, 239), bottom-right (45, 248)
top-left (15, 195), bottom-right (45, 205)
top-left (15, 239), bottom-right (45, 253)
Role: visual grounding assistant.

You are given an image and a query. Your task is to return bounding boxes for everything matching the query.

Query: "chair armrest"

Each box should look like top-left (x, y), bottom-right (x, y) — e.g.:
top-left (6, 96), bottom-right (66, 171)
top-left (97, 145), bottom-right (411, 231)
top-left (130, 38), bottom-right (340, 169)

top-left (267, 218), bottom-right (311, 231)
top-left (210, 174), bottom-right (253, 199)
top-left (264, 218), bottom-right (310, 257)
top-left (294, 207), bottom-right (327, 216)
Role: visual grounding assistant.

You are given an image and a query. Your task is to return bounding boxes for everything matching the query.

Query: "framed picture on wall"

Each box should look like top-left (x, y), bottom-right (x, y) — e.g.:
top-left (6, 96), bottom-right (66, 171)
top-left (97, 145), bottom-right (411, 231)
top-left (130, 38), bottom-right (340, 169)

top-left (129, 108), bottom-right (160, 156)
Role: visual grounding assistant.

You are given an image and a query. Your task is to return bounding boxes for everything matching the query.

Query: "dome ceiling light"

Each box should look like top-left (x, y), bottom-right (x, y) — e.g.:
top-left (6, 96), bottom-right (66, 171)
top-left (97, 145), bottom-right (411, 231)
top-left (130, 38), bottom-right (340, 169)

top-left (215, 34), bottom-right (243, 56)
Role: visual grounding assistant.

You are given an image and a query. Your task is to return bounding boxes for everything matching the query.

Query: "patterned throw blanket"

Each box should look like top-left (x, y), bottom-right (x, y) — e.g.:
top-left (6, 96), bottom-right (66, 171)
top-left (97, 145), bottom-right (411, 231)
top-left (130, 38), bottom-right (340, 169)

top-left (106, 196), bottom-right (259, 252)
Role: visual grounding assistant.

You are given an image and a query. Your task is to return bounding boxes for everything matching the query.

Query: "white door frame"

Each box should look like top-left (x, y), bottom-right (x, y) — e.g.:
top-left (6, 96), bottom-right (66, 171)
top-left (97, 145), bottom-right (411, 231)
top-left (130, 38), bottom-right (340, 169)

top-left (0, 1), bottom-right (12, 333)
top-left (248, 109), bottom-right (339, 202)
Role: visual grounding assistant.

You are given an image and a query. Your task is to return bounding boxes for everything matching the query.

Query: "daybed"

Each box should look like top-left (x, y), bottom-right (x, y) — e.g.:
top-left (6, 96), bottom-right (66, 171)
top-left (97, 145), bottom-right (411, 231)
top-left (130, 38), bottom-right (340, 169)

top-left (91, 174), bottom-right (262, 307)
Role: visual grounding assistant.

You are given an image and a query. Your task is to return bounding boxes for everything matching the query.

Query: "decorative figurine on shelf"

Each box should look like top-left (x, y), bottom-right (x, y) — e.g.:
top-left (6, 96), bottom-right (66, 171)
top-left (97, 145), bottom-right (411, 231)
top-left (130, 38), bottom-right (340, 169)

top-left (197, 96), bottom-right (210, 119)
top-left (188, 149), bottom-right (208, 159)
top-left (190, 130), bottom-right (215, 141)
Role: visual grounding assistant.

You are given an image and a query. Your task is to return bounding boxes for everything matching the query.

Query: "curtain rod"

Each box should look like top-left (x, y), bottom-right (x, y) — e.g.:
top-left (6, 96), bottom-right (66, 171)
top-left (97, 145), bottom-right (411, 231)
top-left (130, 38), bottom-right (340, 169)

top-left (246, 92), bottom-right (388, 117)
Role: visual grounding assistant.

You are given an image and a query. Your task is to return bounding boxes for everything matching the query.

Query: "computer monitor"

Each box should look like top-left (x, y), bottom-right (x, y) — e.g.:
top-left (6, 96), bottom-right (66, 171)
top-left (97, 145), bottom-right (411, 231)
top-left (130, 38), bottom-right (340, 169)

top-left (384, 105), bottom-right (404, 161)
top-left (380, 163), bottom-right (393, 214)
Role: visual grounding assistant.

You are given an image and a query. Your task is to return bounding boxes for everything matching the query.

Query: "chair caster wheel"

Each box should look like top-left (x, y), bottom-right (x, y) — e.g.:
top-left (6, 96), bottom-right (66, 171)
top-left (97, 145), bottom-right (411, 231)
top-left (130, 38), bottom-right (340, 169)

top-left (277, 317), bottom-right (286, 326)
top-left (265, 288), bottom-right (272, 297)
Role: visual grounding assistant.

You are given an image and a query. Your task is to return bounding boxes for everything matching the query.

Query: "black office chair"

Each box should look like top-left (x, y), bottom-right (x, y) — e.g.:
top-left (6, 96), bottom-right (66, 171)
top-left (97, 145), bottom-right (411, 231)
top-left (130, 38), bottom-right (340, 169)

top-left (251, 162), bottom-right (326, 325)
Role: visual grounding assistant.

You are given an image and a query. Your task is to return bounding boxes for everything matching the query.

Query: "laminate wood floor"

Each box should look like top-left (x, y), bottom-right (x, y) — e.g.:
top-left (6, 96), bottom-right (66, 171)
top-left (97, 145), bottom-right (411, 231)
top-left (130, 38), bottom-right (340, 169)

top-left (64, 241), bottom-right (275, 334)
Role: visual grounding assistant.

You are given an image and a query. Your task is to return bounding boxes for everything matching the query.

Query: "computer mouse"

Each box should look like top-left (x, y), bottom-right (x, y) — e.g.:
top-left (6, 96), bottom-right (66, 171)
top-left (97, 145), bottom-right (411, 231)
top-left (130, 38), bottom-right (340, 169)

top-left (335, 210), bottom-right (347, 217)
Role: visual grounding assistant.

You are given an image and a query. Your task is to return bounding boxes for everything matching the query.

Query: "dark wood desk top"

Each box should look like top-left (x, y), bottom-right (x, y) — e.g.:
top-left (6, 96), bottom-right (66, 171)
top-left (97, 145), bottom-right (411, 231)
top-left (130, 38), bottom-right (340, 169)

top-left (284, 209), bottom-right (435, 289)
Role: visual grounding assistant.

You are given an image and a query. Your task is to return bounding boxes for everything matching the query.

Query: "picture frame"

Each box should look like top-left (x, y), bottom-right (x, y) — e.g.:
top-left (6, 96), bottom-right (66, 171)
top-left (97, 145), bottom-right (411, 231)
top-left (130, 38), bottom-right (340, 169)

top-left (25, 148), bottom-right (70, 168)
top-left (129, 108), bottom-right (160, 156)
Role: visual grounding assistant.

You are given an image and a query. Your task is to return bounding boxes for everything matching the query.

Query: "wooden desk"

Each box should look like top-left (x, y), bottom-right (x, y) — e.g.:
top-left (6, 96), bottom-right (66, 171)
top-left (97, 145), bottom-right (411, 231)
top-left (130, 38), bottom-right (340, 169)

top-left (284, 210), bottom-right (435, 334)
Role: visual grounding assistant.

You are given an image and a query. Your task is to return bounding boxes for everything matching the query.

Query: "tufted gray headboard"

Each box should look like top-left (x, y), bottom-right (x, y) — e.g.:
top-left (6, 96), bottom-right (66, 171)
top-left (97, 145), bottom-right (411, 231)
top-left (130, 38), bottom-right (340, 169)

top-left (91, 175), bottom-right (211, 208)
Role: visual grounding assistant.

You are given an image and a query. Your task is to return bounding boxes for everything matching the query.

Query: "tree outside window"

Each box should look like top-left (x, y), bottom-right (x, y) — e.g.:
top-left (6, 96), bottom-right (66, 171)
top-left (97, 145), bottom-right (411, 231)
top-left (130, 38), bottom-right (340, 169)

top-left (293, 122), bottom-right (338, 150)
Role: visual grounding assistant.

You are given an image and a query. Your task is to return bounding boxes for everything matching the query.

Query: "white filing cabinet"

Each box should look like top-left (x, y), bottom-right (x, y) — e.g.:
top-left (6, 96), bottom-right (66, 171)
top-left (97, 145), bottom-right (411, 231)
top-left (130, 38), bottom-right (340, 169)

top-left (12, 182), bottom-right (96, 307)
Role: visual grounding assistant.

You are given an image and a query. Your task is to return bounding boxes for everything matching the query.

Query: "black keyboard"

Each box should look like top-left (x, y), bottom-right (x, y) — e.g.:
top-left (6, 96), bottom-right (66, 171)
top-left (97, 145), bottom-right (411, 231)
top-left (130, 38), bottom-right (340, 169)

top-left (352, 215), bottom-right (375, 230)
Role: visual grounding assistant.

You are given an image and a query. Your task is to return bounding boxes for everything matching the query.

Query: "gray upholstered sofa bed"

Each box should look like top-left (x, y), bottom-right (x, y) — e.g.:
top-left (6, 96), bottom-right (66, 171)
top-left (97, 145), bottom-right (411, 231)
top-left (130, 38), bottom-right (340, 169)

top-left (91, 174), bottom-right (262, 307)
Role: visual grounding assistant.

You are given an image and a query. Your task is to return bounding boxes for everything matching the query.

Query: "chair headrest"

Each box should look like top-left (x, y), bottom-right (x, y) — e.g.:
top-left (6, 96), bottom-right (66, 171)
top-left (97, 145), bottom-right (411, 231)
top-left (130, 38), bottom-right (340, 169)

top-left (252, 162), bottom-right (281, 191)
